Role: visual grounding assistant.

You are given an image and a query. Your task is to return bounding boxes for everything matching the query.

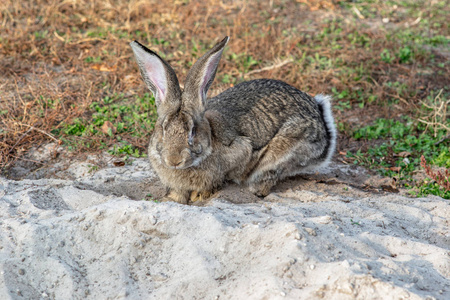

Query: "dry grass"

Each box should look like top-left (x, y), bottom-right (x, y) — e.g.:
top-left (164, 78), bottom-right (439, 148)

top-left (1, 0), bottom-right (449, 172)
top-left (419, 89), bottom-right (450, 136)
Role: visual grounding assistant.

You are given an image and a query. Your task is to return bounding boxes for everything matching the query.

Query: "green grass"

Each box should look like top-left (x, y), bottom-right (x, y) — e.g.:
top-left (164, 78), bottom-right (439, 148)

top-left (414, 181), bottom-right (450, 199)
top-left (143, 193), bottom-right (159, 202)
top-left (84, 56), bottom-right (103, 63)
top-left (57, 93), bottom-right (157, 156)
top-left (108, 142), bottom-right (145, 158)
top-left (349, 117), bottom-right (450, 198)
top-left (228, 53), bottom-right (260, 74)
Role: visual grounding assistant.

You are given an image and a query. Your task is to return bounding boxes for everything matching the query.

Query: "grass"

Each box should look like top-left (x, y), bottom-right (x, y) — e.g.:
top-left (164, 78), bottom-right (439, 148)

top-left (350, 219), bottom-right (362, 226)
top-left (56, 92), bottom-right (157, 155)
top-left (418, 155), bottom-right (450, 199)
top-left (348, 114), bottom-right (449, 198)
top-left (0, 0), bottom-right (449, 198)
top-left (350, 117), bottom-right (448, 170)
top-left (143, 193), bottom-right (159, 203)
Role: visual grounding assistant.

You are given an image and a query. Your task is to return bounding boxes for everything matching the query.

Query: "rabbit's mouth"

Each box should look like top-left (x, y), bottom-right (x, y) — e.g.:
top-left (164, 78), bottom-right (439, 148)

top-left (165, 157), bottom-right (201, 170)
top-left (167, 164), bottom-right (189, 170)
top-left (161, 147), bottom-right (211, 170)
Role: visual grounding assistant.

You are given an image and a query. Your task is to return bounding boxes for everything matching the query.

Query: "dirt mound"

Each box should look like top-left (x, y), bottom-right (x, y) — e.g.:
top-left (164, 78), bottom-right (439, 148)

top-left (1, 157), bottom-right (448, 299)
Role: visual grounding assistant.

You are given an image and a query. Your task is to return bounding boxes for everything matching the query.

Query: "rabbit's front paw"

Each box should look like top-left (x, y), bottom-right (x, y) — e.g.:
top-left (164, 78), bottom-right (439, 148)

top-left (162, 190), bottom-right (190, 205)
top-left (190, 190), bottom-right (212, 203)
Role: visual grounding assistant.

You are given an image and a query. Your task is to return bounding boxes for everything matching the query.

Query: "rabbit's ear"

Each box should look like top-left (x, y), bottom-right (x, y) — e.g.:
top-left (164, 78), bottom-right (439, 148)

top-left (184, 37), bottom-right (229, 109)
top-left (130, 41), bottom-right (181, 108)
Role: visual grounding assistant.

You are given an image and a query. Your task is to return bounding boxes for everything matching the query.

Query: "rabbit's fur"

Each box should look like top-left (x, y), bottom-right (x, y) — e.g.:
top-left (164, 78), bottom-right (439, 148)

top-left (130, 37), bottom-right (336, 204)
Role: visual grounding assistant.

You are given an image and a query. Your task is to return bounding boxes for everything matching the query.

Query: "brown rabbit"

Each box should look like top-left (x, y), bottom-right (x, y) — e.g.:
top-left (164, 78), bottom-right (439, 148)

top-left (130, 37), bottom-right (336, 204)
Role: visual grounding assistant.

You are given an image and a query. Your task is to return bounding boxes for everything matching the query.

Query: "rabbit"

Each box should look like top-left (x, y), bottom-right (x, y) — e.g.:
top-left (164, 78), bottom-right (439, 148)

top-left (130, 36), bottom-right (336, 204)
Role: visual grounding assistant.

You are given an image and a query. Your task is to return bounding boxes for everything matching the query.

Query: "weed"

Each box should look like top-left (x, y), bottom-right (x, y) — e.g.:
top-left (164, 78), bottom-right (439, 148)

top-left (108, 142), bottom-right (144, 158)
top-left (332, 87), bottom-right (349, 100)
top-left (150, 37), bottom-right (170, 47)
top-left (33, 30), bottom-right (48, 40)
top-left (57, 93), bottom-right (156, 156)
top-left (397, 46), bottom-right (413, 64)
top-left (419, 155), bottom-right (450, 199)
top-left (219, 74), bottom-right (235, 85)
top-left (63, 121), bottom-right (87, 136)
top-left (334, 100), bottom-right (351, 111)
top-left (229, 53), bottom-right (260, 74)
top-left (381, 49), bottom-right (394, 63)
top-left (88, 165), bottom-right (99, 173)
top-left (143, 193), bottom-right (159, 203)
top-left (350, 219), bottom-right (361, 226)
top-left (306, 53), bottom-right (334, 70)
top-left (349, 117), bottom-right (449, 197)
top-left (85, 56), bottom-right (102, 63)
top-left (381, 46), bottom-right (414, 64)
top-left (413, 182), bottom-right (450, 199)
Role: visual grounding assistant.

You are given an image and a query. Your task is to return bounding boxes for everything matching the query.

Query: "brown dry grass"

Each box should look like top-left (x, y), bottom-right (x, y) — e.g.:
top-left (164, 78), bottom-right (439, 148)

top-left (1, 0), bottom-right (449, 172)
top-left (419, 89), bottom-right (450, 136)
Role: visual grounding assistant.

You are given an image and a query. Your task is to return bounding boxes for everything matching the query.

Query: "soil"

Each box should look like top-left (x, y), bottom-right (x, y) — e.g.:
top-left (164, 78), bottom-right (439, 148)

top-left (1, 143), bottom-right (448, 299)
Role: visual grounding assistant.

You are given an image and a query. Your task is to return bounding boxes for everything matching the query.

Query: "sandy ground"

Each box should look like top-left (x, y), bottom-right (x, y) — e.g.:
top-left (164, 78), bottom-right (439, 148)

top-left (0, 146), bottom-right (449, 299)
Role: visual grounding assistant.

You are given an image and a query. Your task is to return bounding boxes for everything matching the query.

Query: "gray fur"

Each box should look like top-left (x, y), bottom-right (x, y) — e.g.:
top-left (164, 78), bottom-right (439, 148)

top-left (130, 37), bottom-right (336, 204)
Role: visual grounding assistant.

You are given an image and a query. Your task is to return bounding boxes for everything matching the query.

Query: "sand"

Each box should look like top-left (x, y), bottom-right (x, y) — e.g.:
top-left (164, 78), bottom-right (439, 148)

top-left (0, 153), bottom-right (449, 299)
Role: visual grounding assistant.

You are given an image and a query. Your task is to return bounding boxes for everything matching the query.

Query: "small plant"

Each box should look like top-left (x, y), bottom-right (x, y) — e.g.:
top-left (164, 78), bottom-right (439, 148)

top-left (63, 120), bottom-right (87, 136)
top-left (350, 219), bottom-right (361, 226)
top-left (34, 30), bottom-right (48, 40)
top-left (397, 46), bottom-right (413, 63)
top-left (88, 165), bottom-right (99, 173)
top-left (420, 155), bottom-right (450, 197)
top-left (306, 53), bottom-right (334, 70)
top-left (334, 100), bottom-right (351, 111)
top-left (332, 87), bottom-right (349, 100)
top-left (143, 193), bottom-right (159, 203)
top-left (229, 53), bottom-right (260, 74)
top-left (380, 49), bottom-right (393, 63)
top-left (84, 56), bottom-right (102, 63)
top-left (108, 143), bottom-right (144, 158)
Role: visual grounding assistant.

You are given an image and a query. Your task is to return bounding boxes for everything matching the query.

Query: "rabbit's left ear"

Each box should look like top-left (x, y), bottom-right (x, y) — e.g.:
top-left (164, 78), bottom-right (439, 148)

top-left (183, 37), bottom-right (229, 110)
top-left (130, 41), bottom-right (182, 112)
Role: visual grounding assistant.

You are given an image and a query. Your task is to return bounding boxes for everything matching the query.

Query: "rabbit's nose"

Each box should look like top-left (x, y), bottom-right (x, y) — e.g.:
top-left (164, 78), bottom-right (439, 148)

top-left (165, 155), bottom-right (183, 168)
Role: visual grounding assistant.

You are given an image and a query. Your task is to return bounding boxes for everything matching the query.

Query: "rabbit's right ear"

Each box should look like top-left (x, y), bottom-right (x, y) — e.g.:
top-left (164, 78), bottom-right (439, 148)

top-left (183, 37), bottom-right (229, 112)
top-left (130, 41), bottom-right (181, 109)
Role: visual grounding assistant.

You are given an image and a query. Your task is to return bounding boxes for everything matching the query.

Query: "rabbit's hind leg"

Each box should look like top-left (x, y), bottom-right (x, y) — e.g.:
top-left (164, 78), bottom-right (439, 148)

top-left (247, 135), bottom-right (319, 197)
top-left (248, 168), bottom-right (283, 197)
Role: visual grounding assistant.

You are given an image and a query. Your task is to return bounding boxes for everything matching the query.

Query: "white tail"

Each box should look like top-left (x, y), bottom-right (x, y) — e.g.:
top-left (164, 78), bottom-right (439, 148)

top-left (314, 94), bottom-right (337, 168)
